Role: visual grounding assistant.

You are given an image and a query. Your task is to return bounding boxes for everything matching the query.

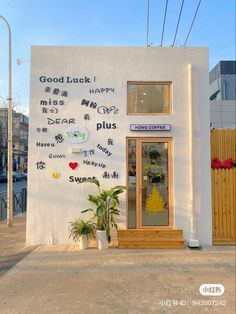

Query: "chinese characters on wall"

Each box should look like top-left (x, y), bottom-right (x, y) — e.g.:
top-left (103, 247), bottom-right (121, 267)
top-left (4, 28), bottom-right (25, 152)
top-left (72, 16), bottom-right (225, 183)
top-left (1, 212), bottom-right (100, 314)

top-left (35, 74), bottom-right (120, 182)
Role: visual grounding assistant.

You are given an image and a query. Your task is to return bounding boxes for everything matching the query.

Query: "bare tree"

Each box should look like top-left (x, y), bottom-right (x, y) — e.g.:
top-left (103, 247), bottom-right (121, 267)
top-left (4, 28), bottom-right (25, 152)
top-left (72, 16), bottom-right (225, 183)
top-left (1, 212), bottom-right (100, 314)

top-left (0, 95), bottom-right (24, 171)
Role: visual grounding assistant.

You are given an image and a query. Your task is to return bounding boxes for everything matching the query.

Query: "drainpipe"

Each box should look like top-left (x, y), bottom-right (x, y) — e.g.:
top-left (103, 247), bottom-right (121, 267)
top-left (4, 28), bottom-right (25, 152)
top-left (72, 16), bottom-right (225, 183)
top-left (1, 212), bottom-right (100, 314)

top-left (187, 64), bottom-right (200, 248)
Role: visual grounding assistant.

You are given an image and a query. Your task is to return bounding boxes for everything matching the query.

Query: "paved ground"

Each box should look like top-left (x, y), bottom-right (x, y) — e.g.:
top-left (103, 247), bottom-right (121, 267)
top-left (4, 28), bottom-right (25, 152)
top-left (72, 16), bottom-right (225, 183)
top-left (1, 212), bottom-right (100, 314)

top-left (0, 215), bottom-right (235, 314)
top-left (0, 214), bottom-right (36, 276)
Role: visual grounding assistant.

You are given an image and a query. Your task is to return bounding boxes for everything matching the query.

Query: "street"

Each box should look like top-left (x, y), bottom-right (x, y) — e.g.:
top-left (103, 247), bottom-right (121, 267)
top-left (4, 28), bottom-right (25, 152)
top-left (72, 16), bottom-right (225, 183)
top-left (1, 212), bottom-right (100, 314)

top-left (0, 180), bottom-right (27, 194)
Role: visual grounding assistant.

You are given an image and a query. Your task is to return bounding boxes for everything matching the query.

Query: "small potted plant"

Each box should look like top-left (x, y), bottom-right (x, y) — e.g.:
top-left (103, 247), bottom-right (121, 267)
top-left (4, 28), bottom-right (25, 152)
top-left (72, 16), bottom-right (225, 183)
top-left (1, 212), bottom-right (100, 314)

top-left (68, 219), bottom-right (95, 249)
top-left (79, 179), bottom-right (126, 249)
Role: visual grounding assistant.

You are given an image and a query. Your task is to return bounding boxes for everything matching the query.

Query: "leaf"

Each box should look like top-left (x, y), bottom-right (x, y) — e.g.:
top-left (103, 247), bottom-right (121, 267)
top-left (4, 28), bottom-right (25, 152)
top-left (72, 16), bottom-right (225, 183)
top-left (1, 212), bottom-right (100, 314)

top-left (79, 178), bottom-right (100, 188)
top-left (110, 208), bottom-right (120, 215)
top-left (114, 185), bottom-right (126, 190)
top-left (112, 189), bottom-right (125, 197)
top-left (100, 191), bottom-right (109, 200)
top-left (106, 195), bottom-right (112, 206)
top-left (110, 220), bottom-right (118, 230)
top-left (112, 198), bottom-right (119, 207)
top-left (88, 195), bottom-right (99, 205)
top-left (106, 227), bottom-right (111, 243)
top-left (81, 208), bottom-right (95, 213)
top-left (96, 205), bottom-right (105, 217)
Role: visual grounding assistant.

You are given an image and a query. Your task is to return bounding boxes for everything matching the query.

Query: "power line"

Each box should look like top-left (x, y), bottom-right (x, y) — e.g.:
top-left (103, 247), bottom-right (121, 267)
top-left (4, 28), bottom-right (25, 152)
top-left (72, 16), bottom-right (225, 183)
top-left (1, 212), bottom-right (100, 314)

top-left (160, 0), bottom-right (169, 46)
top-left (184, 0), bottom-right (202, 46)
top-left (188, 0), bottom-right (223, 43)
top-left (172, 0), bottom-right (185, 46)
top-left (146, 0), bottom-right (150, 46)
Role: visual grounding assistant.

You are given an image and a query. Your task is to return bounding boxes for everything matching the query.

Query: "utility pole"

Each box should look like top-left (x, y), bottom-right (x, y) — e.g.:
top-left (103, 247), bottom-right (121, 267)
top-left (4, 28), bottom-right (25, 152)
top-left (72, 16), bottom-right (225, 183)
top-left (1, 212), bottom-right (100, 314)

top-left (0, 15), bottom-right (13, 227)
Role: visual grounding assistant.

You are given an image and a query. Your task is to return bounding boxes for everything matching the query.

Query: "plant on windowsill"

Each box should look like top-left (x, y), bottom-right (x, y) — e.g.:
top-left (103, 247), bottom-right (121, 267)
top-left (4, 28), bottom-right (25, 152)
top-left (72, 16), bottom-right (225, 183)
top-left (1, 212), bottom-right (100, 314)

top-left (68, 219), bottom-right (95, 249)
top-left (79, 179), bottom-right (126, 250)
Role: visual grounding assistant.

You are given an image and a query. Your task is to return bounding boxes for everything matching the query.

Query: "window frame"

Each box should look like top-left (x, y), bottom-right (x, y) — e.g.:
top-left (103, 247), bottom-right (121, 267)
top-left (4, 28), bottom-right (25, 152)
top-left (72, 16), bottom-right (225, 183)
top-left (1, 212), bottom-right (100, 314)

top-left (127, 81), bottom-right (172, 115)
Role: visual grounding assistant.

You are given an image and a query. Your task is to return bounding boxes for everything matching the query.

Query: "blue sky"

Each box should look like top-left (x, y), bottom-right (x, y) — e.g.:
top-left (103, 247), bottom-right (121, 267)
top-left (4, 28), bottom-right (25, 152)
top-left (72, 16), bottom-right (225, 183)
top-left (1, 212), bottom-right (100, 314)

top-left (0, 0), bottom-right (235, 113)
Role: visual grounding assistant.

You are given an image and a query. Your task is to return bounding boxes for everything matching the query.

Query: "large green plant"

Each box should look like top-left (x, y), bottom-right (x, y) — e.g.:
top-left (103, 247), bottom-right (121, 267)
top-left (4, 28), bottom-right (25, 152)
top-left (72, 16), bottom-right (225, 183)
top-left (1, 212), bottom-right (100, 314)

top-left (80, 179), bottom-right (126, 243)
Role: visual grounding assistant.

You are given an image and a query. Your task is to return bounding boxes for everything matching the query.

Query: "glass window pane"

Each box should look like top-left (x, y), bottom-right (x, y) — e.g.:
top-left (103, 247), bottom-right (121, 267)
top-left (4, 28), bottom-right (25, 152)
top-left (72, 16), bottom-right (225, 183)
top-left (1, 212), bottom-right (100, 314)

top-left (141, 142), bottom-right (169, 226)
top-left (128, 83), bottom-right (171, 114)
top-left (128, 139), bottom-right (136, 228)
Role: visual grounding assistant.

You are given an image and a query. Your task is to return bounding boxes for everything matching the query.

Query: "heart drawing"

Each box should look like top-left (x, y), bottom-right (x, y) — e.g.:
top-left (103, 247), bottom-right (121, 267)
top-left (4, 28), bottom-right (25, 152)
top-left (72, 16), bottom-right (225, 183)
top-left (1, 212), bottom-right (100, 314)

top-left (69, 162), bottom-right (79, 170)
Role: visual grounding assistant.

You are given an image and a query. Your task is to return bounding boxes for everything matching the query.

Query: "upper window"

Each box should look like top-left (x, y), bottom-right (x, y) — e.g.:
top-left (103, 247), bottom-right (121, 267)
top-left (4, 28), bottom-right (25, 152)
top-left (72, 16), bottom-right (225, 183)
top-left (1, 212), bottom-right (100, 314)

top-left (127, 82), bottom-right (172, 115)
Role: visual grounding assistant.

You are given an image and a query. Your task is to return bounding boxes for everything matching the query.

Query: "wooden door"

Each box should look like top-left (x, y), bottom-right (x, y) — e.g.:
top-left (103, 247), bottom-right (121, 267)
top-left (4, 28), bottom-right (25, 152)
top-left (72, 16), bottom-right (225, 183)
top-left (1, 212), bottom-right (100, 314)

top-left (127, 138), bottom-right (173, 229)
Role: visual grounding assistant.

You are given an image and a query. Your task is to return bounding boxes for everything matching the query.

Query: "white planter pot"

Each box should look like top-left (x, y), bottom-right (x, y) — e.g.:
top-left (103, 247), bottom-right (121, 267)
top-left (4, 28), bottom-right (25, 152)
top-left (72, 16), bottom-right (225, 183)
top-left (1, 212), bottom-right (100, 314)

top-left (96, 230), bottom-right (108, 250)
top-left (79, 235), bottom-right (88, 250)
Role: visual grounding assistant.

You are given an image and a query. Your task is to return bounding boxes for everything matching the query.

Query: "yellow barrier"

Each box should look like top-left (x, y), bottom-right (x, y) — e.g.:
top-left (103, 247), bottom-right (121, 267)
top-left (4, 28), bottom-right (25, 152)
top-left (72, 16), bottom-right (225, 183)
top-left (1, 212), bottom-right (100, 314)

top-left (211, 129), bottom-right (236, 245)
top-left (211, 129), bottom-right (236, 161)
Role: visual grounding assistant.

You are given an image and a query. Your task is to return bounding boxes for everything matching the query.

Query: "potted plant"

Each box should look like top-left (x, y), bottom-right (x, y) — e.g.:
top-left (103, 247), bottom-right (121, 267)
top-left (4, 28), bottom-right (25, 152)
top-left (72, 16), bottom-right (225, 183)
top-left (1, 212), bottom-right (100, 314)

top-left (80, 179), bottom-right (126, 249)
top-left (149, 149), bottom-right (159, 161)
top-left (68, 219), bottom-right (95, 249)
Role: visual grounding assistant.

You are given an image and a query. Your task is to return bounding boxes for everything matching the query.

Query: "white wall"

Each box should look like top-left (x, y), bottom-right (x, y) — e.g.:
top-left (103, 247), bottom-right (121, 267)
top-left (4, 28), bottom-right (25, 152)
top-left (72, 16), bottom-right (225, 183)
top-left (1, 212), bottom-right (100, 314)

top-left (27, 46), bottom-right (211, 246)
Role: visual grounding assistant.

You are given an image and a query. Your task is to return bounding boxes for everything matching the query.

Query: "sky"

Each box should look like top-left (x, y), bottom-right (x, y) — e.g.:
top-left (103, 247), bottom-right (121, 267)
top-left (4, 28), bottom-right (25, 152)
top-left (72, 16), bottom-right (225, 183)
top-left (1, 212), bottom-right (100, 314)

top-left (0, 0), bottom-right (235, 114)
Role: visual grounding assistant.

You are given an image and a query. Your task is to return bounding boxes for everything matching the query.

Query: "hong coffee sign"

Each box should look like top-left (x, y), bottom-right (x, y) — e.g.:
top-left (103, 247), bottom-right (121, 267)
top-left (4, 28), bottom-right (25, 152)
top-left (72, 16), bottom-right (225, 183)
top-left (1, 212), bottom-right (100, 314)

top-left (130, 124), bottom-right (171, 131)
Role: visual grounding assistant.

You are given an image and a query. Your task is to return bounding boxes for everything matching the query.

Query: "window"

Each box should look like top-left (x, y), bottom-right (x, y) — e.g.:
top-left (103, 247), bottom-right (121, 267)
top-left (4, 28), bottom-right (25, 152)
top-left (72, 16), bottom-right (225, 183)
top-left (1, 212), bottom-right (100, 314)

top-left (127, 82), bottom-right (172, 114)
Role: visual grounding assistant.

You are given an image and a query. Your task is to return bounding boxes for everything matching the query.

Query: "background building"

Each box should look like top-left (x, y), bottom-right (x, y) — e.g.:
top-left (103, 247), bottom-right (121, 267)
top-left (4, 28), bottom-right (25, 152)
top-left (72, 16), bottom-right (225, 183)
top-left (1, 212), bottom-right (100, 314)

top-left (0, 108), bottom-right (29, 172)
top-left (210, 60), bottom-right (236, 129)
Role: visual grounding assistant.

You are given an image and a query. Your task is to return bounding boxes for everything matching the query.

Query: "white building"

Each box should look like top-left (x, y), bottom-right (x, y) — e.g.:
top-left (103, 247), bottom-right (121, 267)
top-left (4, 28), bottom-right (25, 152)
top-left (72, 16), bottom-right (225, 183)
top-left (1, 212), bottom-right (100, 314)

top-left (27, 46), bottom-right (211, 247)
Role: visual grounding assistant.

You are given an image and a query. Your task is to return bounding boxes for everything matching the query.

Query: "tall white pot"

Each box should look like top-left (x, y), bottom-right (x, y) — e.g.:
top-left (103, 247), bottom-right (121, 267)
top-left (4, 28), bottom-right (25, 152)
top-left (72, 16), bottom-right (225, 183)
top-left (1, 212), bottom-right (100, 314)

top-left (96, 230), bottom-right (108, 250)
top-left (79, 235), bottom-right (88, 250)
